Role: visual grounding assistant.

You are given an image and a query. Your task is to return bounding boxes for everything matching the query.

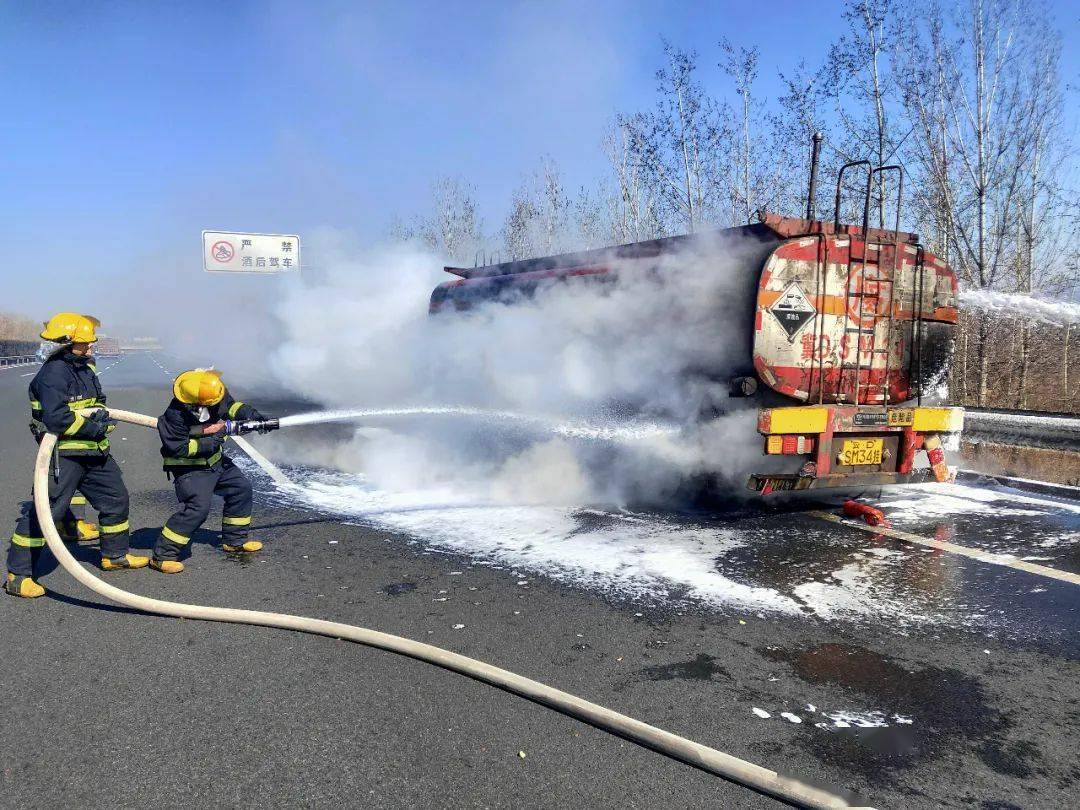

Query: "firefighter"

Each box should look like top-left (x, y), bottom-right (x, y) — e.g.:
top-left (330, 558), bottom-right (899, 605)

top-left (152, 369), bottom-right (266, 573)
top-left (5, 313), bottom-right (149, 598)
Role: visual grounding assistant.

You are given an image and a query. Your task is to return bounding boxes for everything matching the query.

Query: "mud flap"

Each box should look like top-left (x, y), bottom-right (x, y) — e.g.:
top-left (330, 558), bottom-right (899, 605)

top-left (922, 433), bottom-right (951, 483)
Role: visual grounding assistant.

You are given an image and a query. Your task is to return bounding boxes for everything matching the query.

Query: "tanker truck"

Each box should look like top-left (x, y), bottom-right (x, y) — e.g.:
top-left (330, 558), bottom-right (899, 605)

top-left (429, 161), bottom-right (963, 495)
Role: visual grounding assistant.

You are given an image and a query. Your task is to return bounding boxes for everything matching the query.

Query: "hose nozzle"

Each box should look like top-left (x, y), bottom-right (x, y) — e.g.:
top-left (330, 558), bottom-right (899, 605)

top-left (224, 418), bottom-right (280, 436)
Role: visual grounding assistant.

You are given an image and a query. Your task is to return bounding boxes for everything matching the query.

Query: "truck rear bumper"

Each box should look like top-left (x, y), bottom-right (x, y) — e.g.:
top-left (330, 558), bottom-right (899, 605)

top-left (748, 404), bottom-right (964, 494)
top-left (748, 468), bottom-right (938, 493)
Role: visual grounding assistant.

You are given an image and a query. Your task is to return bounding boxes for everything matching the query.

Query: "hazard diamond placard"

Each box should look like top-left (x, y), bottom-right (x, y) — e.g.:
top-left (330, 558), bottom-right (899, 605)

top-left (768, 282), bottom-right (816, 341)
top-left (202, 230), bottom-right (301, 274)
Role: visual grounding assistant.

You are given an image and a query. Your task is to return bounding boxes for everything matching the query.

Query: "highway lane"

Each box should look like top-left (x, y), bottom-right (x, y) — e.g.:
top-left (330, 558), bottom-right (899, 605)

top-left (0, 352), bottom-right (1077, 809)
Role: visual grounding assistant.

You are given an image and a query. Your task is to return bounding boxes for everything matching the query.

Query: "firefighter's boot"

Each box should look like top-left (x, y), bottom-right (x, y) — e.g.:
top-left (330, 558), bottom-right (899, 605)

top-left (5, 573), bottom-right (45, 598)
top-left (77, 520), bottom-right (100, 541)
top-left (150, 558), bottom-right (184, 574)
top-left (222, 539), bottom-right (263, 553)
top-left (152, 528), bottom-right (187, 573)
top-left (100, 553), bottom-right (150, 571)
top-left (63, 519), bottom-right (100, 542)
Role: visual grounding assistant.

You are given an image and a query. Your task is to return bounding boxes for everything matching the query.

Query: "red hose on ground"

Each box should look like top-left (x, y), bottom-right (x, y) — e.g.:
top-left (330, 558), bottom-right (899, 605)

top-left (842, 500), bottom-right (889, 527)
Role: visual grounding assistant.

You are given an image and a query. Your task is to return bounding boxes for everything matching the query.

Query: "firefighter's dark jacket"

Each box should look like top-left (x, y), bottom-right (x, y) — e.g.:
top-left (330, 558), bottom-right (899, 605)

top-left (158, 391), bottom-right (263, 470)
top-left (29, 351), bottom-right (112, 456)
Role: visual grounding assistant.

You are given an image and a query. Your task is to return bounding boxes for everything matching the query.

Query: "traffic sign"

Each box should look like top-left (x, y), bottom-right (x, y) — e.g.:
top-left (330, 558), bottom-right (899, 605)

top-left (202, 230), bottom-right (301, 273)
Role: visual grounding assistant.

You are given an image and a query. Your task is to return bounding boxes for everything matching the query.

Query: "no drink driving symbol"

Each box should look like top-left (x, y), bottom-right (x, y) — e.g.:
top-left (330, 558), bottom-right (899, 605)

top-left (769, 282), bottom-right (816, 341)
top-left (211, 240), bottom-right (235, 263)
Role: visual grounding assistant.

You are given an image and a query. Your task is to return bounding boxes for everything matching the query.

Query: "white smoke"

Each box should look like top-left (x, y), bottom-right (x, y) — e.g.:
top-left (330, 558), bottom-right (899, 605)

top-left (267, 229), bottom-right (767, 507)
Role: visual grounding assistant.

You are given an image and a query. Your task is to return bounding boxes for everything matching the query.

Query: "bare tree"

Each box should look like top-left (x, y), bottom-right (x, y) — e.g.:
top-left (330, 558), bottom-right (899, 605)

top-left (414, 176), bottom-right (483, 263)
top-left (572, 183), bottom-right (615, 250)
top-left (618, 42), bottom-right (725, 233)
top-left (773, 61), bottom-right (832, 219)
top-left (385, 215), bottom-right (415, 244)
top-left (1013, 26), bottom-right (1070, 406)
top-left (502, 186), bottom-right (537, 261)
top-left (898, 0), bottom-right (1037, 404)
top-left (822, 0), bottom-right (903, 228)
top-left (603, 122), bottom-right (666, 242)
top-left (535, 158), bottom-right (570, 255)
top-left (500, 158), bottom-right (574, 260)
top-left (720, 40), bottom-right (757, 223)
top-left (898, 3), bottom-right (955, 263)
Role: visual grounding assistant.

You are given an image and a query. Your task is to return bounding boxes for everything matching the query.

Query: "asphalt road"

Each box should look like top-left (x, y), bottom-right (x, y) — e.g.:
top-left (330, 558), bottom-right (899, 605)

top-left (0, 353), bottom-right (1077, 809)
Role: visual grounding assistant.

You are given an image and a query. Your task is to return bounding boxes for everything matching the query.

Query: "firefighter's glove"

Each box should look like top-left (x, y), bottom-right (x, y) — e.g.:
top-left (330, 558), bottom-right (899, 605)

top-left (86, 408), bottom-right (117, 438)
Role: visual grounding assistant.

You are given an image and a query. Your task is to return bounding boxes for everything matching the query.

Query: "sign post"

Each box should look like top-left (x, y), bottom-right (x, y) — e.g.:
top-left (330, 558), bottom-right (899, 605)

top-left (202, 231), bottom-right (301, 274)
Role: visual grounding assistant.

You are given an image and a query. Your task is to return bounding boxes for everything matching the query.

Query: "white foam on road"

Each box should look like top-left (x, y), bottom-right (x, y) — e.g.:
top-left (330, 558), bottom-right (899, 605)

top-left (236, 451), bottom-right (1078, 635)
top-left (878, 482), bottom-right (1080, 556)
top-left (284, 468), bottom-right (801, 616)
top-left (791, 558), bottom-right (932, 625)
top-left (257, 466), bottom-right (1022, 629)
top-left (881, 482), bottom-right (1080, 519)
top-left (817, 710), bottom-right (913, 729)
top-left (752, 706), bottom-right (914, 730)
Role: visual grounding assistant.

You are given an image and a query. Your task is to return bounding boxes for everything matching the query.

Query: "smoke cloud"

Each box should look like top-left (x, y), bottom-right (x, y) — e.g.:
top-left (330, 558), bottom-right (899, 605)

top-left (263, 228), bottom-right (768, 508)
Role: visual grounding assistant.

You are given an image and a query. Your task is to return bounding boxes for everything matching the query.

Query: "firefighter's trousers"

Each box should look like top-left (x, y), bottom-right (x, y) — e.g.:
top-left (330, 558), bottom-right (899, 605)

top-left (154, 458), bottom-right (252, 562)
top-left (6, 454), bottom-right (132, 577)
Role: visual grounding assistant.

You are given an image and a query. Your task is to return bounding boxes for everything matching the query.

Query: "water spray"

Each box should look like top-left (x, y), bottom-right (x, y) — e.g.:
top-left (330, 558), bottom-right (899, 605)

top-left (959, 289), bottom-right (1080, 328)
top-left (276, 406), bottom-right (679, 443)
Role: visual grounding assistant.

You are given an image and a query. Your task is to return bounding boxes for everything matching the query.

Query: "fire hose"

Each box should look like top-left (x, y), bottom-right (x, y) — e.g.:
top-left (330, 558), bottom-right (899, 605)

top-left (33, 407), bottom-right (873, 810)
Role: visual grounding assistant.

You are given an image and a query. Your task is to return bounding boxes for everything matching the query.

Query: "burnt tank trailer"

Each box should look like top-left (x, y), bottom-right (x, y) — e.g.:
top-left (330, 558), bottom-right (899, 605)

top-left (430, 163), bottom-right (963, 494)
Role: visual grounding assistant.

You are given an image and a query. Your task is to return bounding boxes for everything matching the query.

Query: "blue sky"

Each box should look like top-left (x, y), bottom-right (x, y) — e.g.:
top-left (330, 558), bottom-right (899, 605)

top-left (1, 0), bottom-right (1076, 333)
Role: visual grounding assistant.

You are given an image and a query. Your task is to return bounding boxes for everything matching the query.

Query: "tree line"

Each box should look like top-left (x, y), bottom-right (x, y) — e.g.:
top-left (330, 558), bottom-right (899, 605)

top-left (394, 0), bottom-right (1078, 413)
top-left (0, 312), bottom-right (39, 342)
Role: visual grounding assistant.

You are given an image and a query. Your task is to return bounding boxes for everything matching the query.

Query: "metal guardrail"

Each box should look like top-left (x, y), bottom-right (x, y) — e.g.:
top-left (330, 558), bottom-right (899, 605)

top-left (957, 469), bottom-right (1080, 500)
top-left (0, 354), bottom-right (38, 368)
top-left (965, 408), bottom-right (1080, 451)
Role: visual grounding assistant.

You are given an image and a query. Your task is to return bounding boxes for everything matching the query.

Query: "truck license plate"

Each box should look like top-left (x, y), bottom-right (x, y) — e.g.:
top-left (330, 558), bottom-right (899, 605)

top-left (839, 438), bottom-right (883, 466)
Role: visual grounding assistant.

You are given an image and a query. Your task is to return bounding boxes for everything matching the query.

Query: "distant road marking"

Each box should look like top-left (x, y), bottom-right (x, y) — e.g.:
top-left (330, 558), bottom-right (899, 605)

top-left (21, 372), bottom-right (34, 377)
top-left (810, 510), bottom-right (1080, 586)
top-left (0, 364), bottom-right (39, 375)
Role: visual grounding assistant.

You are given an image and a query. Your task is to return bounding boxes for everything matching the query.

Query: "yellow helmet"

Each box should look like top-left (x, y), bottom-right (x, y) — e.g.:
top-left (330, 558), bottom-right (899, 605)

top-left (173, 369), bottom-right (225, 406)
top-left (40, 312), bottom-right (100, 344)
